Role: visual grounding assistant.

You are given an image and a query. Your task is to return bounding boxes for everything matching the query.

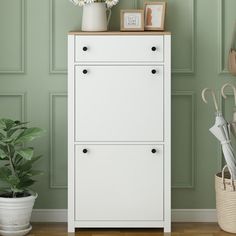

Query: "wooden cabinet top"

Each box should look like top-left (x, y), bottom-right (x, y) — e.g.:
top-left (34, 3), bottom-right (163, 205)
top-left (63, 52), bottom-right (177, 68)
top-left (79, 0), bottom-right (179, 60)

top-left (68, 31), bottom-right (171, 35)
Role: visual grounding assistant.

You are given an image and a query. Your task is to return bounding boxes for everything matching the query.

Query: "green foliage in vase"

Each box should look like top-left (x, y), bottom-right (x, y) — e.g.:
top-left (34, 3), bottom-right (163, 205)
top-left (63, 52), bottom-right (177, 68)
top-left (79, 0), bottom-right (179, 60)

top-left (0, 118), bottom-right (45, 198)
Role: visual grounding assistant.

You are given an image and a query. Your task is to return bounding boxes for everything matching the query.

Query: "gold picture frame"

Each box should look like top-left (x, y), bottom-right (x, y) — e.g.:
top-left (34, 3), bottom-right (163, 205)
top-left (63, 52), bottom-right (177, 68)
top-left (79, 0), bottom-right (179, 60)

top-left (120, 10), bottom-right (144, 31)
top-left (144, 2), bottom-right (166, 31)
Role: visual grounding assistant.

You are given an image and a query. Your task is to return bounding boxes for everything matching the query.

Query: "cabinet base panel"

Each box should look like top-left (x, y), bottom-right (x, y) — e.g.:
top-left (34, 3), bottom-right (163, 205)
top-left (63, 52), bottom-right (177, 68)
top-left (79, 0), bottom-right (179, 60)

top-left (70, 220), bottom-right (170, 232)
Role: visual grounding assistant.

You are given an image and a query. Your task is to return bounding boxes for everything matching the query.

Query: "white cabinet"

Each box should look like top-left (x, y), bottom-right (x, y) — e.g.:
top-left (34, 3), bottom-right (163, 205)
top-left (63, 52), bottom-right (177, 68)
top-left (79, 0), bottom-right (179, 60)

top-left (68, 32), bottom-right (171, 232)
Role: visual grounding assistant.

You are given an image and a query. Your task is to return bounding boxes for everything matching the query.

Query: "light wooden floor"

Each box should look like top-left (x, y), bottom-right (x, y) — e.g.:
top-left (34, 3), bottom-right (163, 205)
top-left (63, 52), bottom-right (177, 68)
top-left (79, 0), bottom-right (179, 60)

top-left (28, 223), bottom-right (234, 236)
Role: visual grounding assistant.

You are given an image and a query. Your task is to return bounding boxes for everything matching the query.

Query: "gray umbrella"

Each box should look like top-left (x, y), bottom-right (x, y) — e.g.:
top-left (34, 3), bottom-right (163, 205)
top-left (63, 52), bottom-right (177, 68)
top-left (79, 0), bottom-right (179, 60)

top-left (221, 83), bottom-right (236, 138)
top-left (202, 88), bottom-right (236, 180)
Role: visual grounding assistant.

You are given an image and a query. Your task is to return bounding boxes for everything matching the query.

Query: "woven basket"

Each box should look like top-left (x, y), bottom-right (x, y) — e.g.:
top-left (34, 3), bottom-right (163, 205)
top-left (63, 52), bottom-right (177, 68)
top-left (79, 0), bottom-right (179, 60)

top-left (215, 165), bottom-right (236, 233)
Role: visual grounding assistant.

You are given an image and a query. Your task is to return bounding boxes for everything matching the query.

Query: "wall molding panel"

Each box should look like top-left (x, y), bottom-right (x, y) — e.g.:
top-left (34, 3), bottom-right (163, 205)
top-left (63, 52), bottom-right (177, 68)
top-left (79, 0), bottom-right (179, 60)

top-left (171, 91), bottom-right (195, 188)
top-left (49, 0), bottom-right (66, 74)
top-left (133, 0), bottom-right (138, 8)
top-left (218, 0), bottom-right (236, 75)
top-left (171, 0), bottom-right (196, 75)
top-left (50, 93), bottom-right (68, 189)
top-left (0, 0), bottom-right (25, 74)
top-left (218, 0), bottom-right (227, 74)
top-left (0, 93), bottom-right (26, 121)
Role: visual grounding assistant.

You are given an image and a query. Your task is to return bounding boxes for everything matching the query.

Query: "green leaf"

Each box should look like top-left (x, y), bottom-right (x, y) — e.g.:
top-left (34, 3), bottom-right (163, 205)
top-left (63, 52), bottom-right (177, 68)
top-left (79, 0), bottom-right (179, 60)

top-left (0, 167), bottom-right (11, 181)
top-left (14, 155), bottom-right (23, 165)
top-left (0, 129), bottom-right (7, 137)
top-left (0, 119), bottom-right (15, 130)
top-left (1, 138), bottom-right (13, 143)
top-left (16, 155), bottom-right (42, 172)
top-left (18, 176), bottom-right (35, 189)
top-left (8, 175), bottom-right (20, 187)
top-left (0, 149), bottom-right (7, 159)
top-left (16, 162), bottom-right (32, 172)
top-left (16, 147), bottom-right (34, 160)
top-left (9, 129), bottom-right (25, 141)
top-left (0, 141), bottom-right (6, 146)
top-left (15, 128), bottom-right (45, 144)
top-left (28, 170), bottom-right (43, 176)
top-left (9, 122), bottom-right (28, 131)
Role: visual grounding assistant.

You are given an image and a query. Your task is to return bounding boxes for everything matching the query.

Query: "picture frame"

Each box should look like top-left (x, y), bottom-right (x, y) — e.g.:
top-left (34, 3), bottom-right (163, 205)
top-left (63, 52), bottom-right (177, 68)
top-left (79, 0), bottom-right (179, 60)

top-left (144, 2), bottom-right (166, 31)
top-left (120, 10), bottom-right (144, 31)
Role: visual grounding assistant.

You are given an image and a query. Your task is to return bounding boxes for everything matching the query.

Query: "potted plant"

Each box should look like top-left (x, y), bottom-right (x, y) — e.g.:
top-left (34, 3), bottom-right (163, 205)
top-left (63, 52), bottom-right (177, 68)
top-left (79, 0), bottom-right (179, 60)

top-left (0, 118), bottom-right (45, 236)
top-left (69, 0), bottom-right (119, 31)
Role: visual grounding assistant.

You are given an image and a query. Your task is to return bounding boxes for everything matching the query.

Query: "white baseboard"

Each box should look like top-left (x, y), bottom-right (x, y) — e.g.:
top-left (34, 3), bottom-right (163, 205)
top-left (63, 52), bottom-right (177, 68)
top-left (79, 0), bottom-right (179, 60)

top-left (172, 209), bottom-right (217, 222)
top-left (32, 209), bottom-right (217, 223)
top-left (32, 209), bottom-right (67, 222)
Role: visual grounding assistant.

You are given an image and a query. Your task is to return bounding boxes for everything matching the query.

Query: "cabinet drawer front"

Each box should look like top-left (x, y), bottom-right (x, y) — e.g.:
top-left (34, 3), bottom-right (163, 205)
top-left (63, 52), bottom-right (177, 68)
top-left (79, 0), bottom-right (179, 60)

top-left (75, 65), bottom-right (164, 142)
top-left (75, 145), bottom-right (164, 221)
top-left (75, 36), bottom-right (164, 62)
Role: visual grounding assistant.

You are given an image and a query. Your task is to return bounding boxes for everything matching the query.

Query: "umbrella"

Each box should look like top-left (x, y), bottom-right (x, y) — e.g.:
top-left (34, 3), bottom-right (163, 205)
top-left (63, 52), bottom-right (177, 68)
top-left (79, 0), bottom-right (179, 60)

top-left (202, 88), bottom-right (236, 180)
top-left (221, 83), bottom-right (236, 137)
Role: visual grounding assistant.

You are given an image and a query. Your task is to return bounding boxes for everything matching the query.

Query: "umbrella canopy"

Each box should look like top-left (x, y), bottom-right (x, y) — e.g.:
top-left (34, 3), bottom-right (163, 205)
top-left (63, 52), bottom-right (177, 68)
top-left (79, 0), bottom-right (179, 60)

top-left (209, 112), bottom-right (236, 180)
top-left (221, 83), bottom-right (236, 137)
top-left (202, 88), bottom-right (236, 180)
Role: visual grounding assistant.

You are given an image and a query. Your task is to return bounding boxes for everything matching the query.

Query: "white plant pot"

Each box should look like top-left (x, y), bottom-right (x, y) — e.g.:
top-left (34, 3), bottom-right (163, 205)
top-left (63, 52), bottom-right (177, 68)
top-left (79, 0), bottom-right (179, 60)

top-left (82, 2), bottom-right (111, 32)
top-left (0, 192), bottom-right (37, 234)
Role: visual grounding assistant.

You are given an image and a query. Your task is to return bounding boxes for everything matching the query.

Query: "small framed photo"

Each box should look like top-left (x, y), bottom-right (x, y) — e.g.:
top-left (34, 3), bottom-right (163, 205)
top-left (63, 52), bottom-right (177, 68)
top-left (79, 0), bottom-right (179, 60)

top-left (144, 2), bottom-right (166, 31)
top-left (120, 10), bottom-right (144, 31)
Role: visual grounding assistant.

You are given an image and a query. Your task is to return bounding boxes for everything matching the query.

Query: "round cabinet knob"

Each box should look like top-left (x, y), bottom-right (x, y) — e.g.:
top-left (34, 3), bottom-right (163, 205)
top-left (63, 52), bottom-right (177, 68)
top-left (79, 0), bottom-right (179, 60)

top-left (83, 46), bottom-right (88, 51)
top-left (151, 149), bottom-right (157, 154)
top-left (152, 69), bottom-right (157, 74)
top-left (83, 69), bottom-right (88, 74)
top-left (151, 46), bottom-right (157, 51)
top-left (83, 149), bottom-right (88, 154)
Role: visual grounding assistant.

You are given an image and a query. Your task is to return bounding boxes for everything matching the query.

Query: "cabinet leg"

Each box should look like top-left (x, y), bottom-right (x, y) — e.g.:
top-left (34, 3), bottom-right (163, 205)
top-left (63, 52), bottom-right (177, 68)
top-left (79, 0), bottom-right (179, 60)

top-left (164, 222), bottom-right (171, 233)
top-left (68, 222), bottom-right (75, 233)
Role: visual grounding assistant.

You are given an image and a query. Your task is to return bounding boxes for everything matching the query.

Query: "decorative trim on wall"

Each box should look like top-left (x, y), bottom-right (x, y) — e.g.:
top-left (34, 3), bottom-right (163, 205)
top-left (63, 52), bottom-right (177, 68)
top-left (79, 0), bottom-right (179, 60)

top-left (0, 93), bottom-right (26, 121)
top-left (0, 0), bottom-right (25, 74)
top-left (171, 91), bottom-right (195, 188)
top-left (49, 0), bottom-right (66, 74)
top-left (31, 209), bottom-right (217, 222)
top-left (218, 0), bottom-right (227, 74)
top-left (172, 0), bottom-right (196, 75)
top-left (218, 0), bottom-right (235, 75)
top-left (49, 93), bottom-right (68, 189)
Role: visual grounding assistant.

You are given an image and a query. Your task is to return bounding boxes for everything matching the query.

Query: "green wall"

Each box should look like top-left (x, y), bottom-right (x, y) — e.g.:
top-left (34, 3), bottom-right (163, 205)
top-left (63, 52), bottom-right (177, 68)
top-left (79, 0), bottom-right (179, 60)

top-left (0, 0), bottom-right (236, 209)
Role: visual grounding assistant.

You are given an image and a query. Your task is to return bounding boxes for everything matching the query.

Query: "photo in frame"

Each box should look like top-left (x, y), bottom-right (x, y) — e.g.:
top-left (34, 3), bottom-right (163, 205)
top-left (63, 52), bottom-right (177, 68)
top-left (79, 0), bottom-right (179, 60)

top-left (120, 10), bottom-right (144, 31)
top-left (144, 2), bottom-right (166, 30)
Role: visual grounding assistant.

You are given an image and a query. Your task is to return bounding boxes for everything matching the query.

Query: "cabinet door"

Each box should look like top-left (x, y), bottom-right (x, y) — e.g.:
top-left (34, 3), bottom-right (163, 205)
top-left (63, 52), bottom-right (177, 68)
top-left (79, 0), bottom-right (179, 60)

top-left (75, 65), bottom-right (163, 142)
top-left (75, 36), bottom-right (164, 62)
top-left (75, 145), bottom-right (164, 221)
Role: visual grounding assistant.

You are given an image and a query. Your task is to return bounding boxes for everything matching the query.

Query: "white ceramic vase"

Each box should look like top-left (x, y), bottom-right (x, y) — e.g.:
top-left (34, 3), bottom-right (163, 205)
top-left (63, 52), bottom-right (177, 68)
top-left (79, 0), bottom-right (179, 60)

top-left (0, 193), bottom-right (37, 236)
top-left (82, 2), bottom-right (111, 31)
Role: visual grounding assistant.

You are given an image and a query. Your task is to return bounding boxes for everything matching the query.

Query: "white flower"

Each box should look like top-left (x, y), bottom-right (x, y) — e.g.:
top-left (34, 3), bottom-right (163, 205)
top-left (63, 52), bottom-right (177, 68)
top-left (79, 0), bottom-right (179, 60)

top-left (78, 0), bottom-right (86, 6)
top-left (85, 0), bottom-right (95, 4)
top-left (69, 0), bottom-right (86, 6)
top-left (69, 0), bottom-right (119, 8)
top-left (69, 0), bottom-right (80, 6)
top-left (105, 0), bottom-right (119, 8)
